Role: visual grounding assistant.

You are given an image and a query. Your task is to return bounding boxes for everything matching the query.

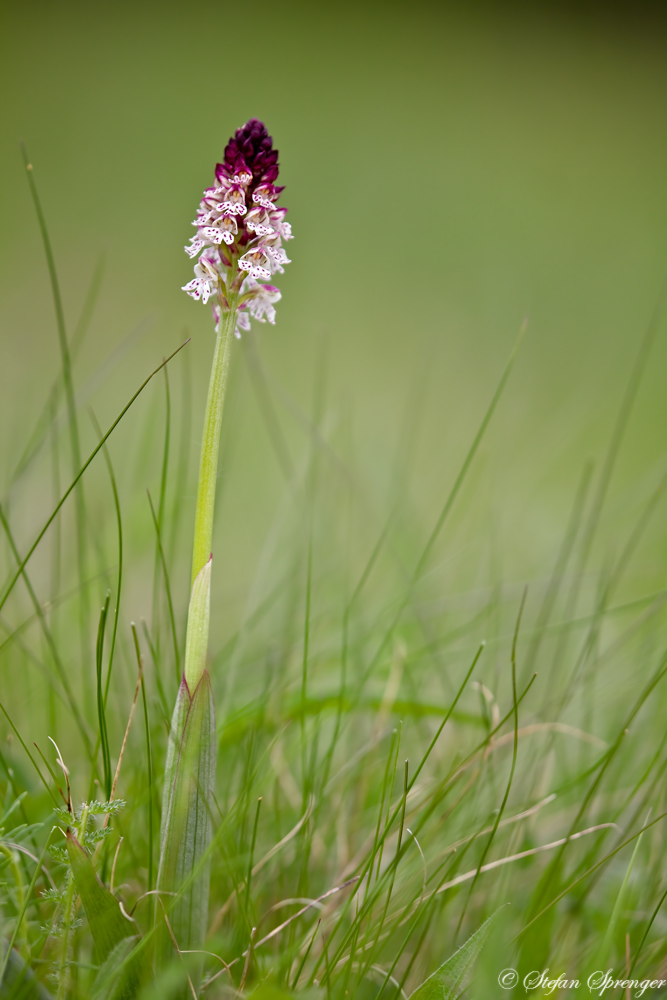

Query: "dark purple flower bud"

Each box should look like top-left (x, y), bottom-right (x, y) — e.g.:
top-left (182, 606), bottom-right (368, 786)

top-left (219, 119), bottom-right (281, 188)
top-left (232, 153), bottom-right (250, 178)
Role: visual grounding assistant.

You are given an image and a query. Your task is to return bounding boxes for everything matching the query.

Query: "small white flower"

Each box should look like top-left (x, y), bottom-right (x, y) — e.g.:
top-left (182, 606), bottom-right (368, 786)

top-left (245, 206), bottom-right (275, 237)
top-left (199, 226), bottom-right (226, 246)
top-left (193, 211), bottom-right (214, 227)
top-left (270, 207), bottom-right (293, 240)
top-left (217, 215), bottom-right (239, 243)
top-left (252, 184), bottom-right (279, 210)
top-left (202, 187), bottom-right (228, 210)
top-left (264, 242), bottom-right (291, 275)
top-left (181, 252), bottom-right (222, 304)
top-left (245, 280), bottom-right (281, 324)
top-left (200, 213), bottom-right (238, 246)
top-left (221, 183), bottom-right (247, 215)
top-left (181, 275), bottom-right (212, 304)
top-left (238, 248), bottom-right (271, 280)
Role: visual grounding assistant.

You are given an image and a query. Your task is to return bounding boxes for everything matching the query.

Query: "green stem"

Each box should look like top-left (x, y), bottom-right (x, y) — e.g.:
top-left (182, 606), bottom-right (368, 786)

top-left (56, 872), bottom-right (75, 1000)
top-left (190, 288), bottom-right (237, 584)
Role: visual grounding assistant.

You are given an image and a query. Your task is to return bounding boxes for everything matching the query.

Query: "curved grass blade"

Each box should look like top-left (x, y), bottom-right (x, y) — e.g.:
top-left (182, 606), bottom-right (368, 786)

top-left (19, 145), bottom-right (81, 476)
top-left (0, 341), bottom-right (189, 617)
top-left (96, 595), bottom-right (112, 799)
top-left (0, 702), bottom-right (57, 805)
top-left (148, 368), bottom-right (172, 691)
top-left (19, 145), bottom-right (87, 643)
top-left (594, 814), bottom-right (648, 969)
top-left (132, 625), bottom-right (154, 893)
top-left (147, 492), bottom-right (180, 686)
top-left (88, 411), bottom-right (124, 710)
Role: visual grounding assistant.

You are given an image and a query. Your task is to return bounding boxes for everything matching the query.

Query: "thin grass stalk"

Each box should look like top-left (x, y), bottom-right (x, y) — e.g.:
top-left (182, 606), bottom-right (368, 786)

top-left (456, 592), bottom-right (524, 931)
top-left (19, 146), bottom-right (89, 676)
top-left (168, 345), bottom-right (192, 562)
top-left (244, 797), bottom-right (262, 922)
top-left (151, 368), bottom-right (172, 680)
top-left (134, 625), bottom-right (155, 893)
top-left (96, 426), bottom-right (123, 708)
top-left (147, 490), bottom-right (180, 684)
top-left (95, 594), bottom-right (112, 799)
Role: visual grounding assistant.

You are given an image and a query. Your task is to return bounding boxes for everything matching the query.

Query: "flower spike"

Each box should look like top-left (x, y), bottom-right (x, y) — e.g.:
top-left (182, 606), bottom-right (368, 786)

top-left (182, 118), bottom-right (292, 337)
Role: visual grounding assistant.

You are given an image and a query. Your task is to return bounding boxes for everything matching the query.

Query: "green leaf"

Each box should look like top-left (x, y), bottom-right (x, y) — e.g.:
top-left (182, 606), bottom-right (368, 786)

top-left (408, 907), bottom-right (505, 1000)
top-left (92, 937), bottom-right (140, 1000)
top-left (66, 833), bottom-right (145, 997)
top-left (66, 832), bottom-right (137, 964)
top-left (156, 671), bottom-right (216, 991)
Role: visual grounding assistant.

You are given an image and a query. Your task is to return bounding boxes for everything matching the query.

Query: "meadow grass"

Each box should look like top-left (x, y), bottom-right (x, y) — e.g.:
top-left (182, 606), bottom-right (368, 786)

top-left (1, 152), bottom-right (667, 998)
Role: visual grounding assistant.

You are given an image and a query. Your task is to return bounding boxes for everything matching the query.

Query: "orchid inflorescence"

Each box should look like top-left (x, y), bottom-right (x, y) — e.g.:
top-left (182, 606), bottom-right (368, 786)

top-left (182, 118), bottom-right (292, 337)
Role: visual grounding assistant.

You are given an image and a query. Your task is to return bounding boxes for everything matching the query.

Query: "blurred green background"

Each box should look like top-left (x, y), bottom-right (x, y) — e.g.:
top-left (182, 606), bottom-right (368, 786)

top-left (1, 0), bottom-right (667, 651)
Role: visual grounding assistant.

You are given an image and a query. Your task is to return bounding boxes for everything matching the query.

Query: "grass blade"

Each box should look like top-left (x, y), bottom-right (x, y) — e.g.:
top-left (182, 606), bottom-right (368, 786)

top-left (96, 595), bottom-right (112, 799)
top-left (595, 814), bottom-right (648, 968)
top-left (408, 906), bottom-right (505, 999)
top-left (0, 341), bottom-right (189, 617)
top-left (132, 625), bottom-right (154, 893)
top-left (147, 491), bottom-right (180, 686)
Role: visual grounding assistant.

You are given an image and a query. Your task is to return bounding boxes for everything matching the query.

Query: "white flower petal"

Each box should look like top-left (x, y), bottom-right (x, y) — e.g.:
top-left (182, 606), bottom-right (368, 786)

top-left (201, 226), bottom-right (225, 245)
top-left (185, 239), bottom-right (205, 258)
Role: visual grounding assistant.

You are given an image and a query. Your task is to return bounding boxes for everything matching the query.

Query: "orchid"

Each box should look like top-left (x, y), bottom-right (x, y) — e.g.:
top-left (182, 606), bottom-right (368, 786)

top-left (159, 121), bottom-right (293, 994)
